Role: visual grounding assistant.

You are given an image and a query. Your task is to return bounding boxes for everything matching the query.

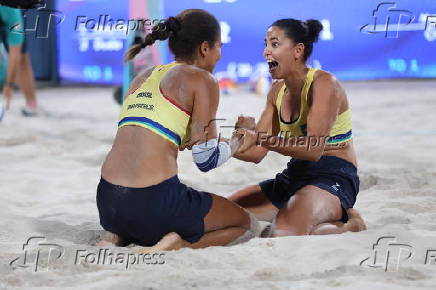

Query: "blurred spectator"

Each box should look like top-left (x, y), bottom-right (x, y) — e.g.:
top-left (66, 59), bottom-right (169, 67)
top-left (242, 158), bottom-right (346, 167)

top-left (0, 4), bottom-right (38, 118)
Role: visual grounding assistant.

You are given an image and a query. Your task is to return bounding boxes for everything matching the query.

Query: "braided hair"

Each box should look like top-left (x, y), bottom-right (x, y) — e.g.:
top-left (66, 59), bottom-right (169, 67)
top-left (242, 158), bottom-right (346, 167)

top-left (125, 9), bottom-right (220, 62)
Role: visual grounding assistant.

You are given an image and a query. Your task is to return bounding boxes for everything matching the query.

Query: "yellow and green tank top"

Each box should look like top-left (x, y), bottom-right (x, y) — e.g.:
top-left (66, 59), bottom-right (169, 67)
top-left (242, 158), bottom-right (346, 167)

top-left (275, 68), bottom-right (352, 145)
top-left (118, 62), bottom-right (191, 147)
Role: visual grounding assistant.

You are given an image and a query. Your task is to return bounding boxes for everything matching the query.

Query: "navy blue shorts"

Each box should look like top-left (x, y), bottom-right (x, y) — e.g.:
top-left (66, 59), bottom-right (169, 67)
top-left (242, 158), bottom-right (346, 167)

top-left (259, 156), bottom-right (359, 223)
top-left (96, 176), bottom-right (213, 246)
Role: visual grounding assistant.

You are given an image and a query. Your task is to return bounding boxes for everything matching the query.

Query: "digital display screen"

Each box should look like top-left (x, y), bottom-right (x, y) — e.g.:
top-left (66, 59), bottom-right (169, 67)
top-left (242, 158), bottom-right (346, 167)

top-left (164, 0), bottom-right (436, 81)
top-left (56, 0), bottom-right (128, 84)
top-left (55, 0), bottom-right (436, 83)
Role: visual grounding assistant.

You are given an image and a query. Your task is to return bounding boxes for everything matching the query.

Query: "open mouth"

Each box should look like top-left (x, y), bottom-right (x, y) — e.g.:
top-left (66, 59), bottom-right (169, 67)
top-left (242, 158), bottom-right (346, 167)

top-left (267, 60), bottom-right (279, 72)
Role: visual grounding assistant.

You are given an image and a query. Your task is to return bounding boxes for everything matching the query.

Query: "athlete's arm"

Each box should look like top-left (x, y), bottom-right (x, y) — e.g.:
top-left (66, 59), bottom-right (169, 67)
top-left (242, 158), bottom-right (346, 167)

top-left (189, 70), bottom-right (242, 172)
top-left (232, 81), bottom-right (282, 163)
top-left (260, 73), bottom-right (341, 161)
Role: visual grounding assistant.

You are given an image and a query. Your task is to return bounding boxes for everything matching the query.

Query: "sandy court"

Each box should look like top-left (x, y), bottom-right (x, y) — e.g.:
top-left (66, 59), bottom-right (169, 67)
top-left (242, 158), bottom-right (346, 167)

top-left (1, 80), bottom-right (436, 289)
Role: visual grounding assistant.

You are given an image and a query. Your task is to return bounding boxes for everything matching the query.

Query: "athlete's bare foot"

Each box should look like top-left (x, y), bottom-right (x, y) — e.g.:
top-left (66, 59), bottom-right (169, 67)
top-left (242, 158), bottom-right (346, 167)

top-left (135, 232), bottom-right (190, 254)
top-left (346, 208), bottom-right (367, 232)
top-left (96, 231), bottom-right (125, 247)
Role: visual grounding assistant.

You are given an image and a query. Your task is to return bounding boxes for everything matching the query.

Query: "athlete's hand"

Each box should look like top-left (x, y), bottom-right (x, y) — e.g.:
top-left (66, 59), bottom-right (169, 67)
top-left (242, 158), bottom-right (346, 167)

top-left (2, 85), bottom-right (13, 110)
top-left (179, 142), bottom-right (193, 151)
top-left (235, 115), bottom-right (256, 130)
top-left (234, 128), bottom-right (258, 153)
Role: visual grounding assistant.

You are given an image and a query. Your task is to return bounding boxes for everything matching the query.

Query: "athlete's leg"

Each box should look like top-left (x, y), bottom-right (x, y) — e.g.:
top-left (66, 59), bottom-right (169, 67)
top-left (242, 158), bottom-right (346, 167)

top-left (17, 53), bottom-right (37, 108)
top-left (271, 185), bottom-right (345, 236)
top-left (310, 208), bottom-right (367, 235)
top-left (136, 194), bottom-right (260, 253)
top-left (189, 194), bottom-right (259, 248)
top-left (227, 184), bottom-right (278, 222)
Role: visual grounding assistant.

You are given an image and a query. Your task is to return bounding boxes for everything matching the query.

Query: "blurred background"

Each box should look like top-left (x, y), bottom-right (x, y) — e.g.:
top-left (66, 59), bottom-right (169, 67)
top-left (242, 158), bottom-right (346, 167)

top-left (1, 0), bottom-right (434, 99)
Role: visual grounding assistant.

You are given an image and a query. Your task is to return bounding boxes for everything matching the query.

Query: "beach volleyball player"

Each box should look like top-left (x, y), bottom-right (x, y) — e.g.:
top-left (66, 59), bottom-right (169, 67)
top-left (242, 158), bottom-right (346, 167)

top-left (229, 19), bottom-right (366, 236)
top-left (96, 9), bottom-right (259, 251)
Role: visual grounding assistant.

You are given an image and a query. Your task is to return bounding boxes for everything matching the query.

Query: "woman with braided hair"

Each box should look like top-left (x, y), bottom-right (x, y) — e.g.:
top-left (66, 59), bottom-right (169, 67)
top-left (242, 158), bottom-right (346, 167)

top-left (96, 9), bottom-right (259, 252)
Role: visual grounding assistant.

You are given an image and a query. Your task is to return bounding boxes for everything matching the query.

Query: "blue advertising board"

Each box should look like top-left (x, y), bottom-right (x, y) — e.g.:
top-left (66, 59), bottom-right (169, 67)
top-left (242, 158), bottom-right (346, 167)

top-left (164, 0), bottom-right (436, 81)
top-left (56, 0), bottom-right (128, 84)
top-left (55, 0), bottom-right (436, 83)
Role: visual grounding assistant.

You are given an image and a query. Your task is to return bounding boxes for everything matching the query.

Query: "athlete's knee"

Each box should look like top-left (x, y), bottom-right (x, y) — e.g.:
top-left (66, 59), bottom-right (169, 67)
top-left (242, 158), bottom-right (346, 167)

top-left (273, 215), bottom-right (313, 236)
top-left (227, 211), bottom-right (261, 246)
top-left (271, 225), bottom-right (311, 237)
top-left (227, 185), bottom-right (252, 201)
top-left (232, 208), bottom-right (258, 234)
top-left (228, 184), bottom-right (263, 206)
top-left (239, 210), bottom-right (251, 231)
top-left (226, 191), bottom-right (240, 203)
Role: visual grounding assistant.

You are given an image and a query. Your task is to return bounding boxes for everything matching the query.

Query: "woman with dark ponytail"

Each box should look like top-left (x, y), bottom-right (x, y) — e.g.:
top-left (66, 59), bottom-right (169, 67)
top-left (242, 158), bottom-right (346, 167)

top-left (228, 19), bottom-right (367, 237)
top-left (97, 9), bottom-right (260, 252)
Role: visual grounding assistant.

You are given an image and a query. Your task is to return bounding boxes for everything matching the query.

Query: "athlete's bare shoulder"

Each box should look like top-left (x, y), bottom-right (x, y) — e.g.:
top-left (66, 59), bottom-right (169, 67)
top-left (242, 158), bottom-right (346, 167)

top-left (171, 63), bottom-right (218, 87)
top-left (313, 69), bottom-right (340, 89)
top-left (311, 69), bottom-right (348, 106)
top-left (268, 79), bottom-right (285, 105)
top-left (135, 65), bottom-right (156, 83)
top-left (124, 66), bottom-right (156, 97)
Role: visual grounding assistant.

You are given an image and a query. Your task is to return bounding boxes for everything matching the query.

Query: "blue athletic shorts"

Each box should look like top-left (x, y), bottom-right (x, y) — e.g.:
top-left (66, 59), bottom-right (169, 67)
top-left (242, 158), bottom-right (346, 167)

top-left (96, 176), bottom-right (213, 246)
top-left (259, 156), bottom-right (359, 223)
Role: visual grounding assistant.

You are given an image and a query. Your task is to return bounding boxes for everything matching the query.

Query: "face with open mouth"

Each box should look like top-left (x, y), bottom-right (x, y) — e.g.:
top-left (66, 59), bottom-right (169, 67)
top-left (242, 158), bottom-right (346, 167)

top-left (264, 26), bottom-right (303, 79)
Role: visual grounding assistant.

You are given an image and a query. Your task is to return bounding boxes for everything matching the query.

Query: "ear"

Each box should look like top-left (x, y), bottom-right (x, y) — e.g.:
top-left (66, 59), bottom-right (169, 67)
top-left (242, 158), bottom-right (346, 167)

top-left (199, 41), bottom-right (210, 58)
top-left (293, 43), bottom-right (305, 61)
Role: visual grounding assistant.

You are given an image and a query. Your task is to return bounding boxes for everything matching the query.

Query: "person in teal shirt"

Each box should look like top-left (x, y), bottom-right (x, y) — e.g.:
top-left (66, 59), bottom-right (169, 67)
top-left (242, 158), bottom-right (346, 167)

top-left (0, 4), bottom-right (38, 118)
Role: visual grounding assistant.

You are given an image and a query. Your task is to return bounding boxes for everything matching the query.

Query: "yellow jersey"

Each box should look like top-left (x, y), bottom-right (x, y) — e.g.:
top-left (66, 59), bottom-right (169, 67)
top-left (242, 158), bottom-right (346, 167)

top-left (275, 68), bottom-right (352, 144)
top-left (118, 62), bottom-right (191, 147)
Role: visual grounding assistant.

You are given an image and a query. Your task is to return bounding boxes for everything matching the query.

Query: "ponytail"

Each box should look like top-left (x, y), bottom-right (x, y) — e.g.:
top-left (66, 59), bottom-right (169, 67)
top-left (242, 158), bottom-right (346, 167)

top-left (124, 17), bottom-right (182, 62)
top-left (125, 10), bottom-right (220, 62)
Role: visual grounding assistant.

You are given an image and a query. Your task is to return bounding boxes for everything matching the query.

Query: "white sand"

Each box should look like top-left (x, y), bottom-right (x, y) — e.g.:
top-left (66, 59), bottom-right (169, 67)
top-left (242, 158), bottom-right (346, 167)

top-left (1, 81), bottom-right (436, 289)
